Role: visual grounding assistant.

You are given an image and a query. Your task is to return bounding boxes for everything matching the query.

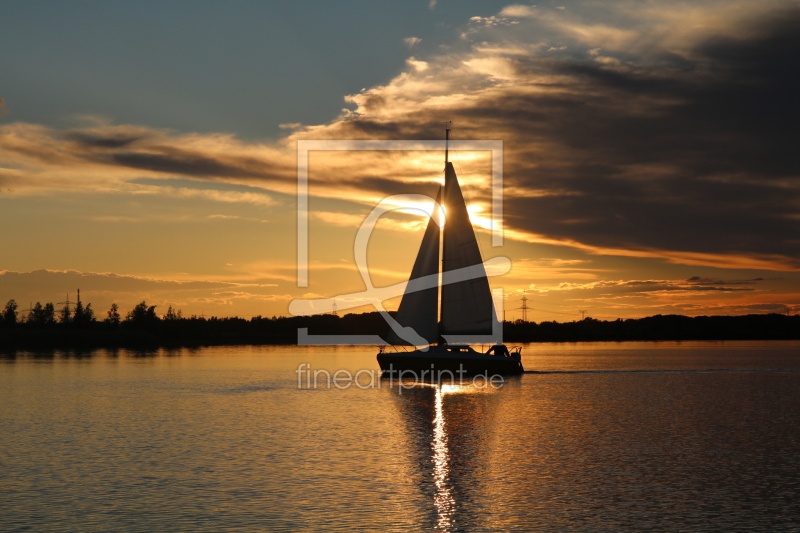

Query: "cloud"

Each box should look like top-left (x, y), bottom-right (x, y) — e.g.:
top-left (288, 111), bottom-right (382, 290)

top-left (499, 5), bottom-right (538, 18)
top-left (207, 214), bottom-right (270, 223)
top-left (528, 278), bottom-right (760, 295)
top-left (152, 186), bottom-right (277, 206)
top-left (406, 57), bottom-right (429, 72)
top-left (404, 36), bottom-right (422, 48)
top-left (279, 122), bottom-right (303, 130)
top-left (0, 123), bottom-right (296, 197)
top-left (312, 210), bottom-right (427, 233)
top-left (0, 122), bottom-right (439, 212)
top-left (502, 257), bottom-right (605, 282)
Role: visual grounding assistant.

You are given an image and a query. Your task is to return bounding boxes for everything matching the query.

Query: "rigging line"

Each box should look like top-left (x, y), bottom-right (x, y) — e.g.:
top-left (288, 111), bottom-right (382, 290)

top-left (508, 291), bottom-right (599, 309)
top-left (535, 309), bottom-right (579, 317)
top-left (518, 297), bottom-right (579, 308)
top-left (513, 304), bottom-right (578, 316)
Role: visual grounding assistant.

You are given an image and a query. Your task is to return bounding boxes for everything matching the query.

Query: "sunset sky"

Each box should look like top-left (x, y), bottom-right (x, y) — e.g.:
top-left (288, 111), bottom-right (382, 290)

top-left (1, 0), bottom-right (799, 322)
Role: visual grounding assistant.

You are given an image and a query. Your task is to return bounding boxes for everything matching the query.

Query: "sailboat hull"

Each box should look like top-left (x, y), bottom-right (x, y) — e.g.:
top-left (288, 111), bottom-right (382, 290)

top-left (377, 345), bottom-right (524, 377)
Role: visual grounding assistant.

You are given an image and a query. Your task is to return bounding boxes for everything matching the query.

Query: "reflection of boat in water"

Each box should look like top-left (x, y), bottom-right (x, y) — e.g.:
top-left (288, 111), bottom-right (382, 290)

top-left (378, 127), bottom-right (523, 376)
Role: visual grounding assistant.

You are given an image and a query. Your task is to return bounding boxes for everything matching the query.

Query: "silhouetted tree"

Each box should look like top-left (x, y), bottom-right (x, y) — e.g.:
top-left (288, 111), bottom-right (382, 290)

top-left (72, 300), bottom-right (95, 326)
top-left (83, 303), bottom-right (95, 323)
top-left (27, 302), bottom-right (56, 326)
top-left (2, 299), bottom-right (18, 326)
top-left (58, 304), bottom-right (71, 324)
top-left (43, 303), bottom-right (57, 326)
top-left (125, 300), bottom-right (159, 327)
top-left (163, 306), bottom-right (182, 321)
top-left (105, 303), bottom-right (121, 326)
top-left (73, 298), bottom-right (85, 323)
top-left (27, 302), bottom-right (42, 324)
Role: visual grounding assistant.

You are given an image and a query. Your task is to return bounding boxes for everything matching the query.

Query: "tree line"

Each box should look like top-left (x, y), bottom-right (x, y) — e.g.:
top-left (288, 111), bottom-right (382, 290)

top-left (1, 297), bottom-right (798, 347)
top-left (0, 298), bottom-right (181, 328)
top-left (502, 314), bottom-right (800, 342)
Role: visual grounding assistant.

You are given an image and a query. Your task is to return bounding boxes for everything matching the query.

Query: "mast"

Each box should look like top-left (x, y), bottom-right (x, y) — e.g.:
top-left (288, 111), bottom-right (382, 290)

top-left (440, 124), bottom-right (449, 336)
top-left (444, 122), bottom-right (450, 164)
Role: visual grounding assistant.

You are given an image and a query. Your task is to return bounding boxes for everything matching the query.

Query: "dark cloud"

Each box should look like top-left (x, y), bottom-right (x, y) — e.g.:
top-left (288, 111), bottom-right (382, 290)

top-left (63, 131), bottom-right (145, 149)
top-left (0, 121), bottom-right (298, 195)
top-left (686, 277), bottom-right (767, 285)
top-left (112, 151), bottom-right (252, 178)
top-left (356, 176), bottom-right (441, 197)
top-left (613, 280), bottom-right (754, 293)
top-left (477, 9), bottom-right (800, 263)
top-left (104, 146), bottom-right (293, 184)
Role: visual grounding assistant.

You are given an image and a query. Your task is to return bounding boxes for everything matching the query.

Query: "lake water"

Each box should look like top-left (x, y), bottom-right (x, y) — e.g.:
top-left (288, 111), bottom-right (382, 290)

top-left (2, 341), bottom-right (800, 532)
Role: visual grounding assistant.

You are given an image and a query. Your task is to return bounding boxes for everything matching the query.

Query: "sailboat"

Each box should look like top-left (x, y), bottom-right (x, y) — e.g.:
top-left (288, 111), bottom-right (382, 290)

top-left (377, 127), bottom-right (524, 376)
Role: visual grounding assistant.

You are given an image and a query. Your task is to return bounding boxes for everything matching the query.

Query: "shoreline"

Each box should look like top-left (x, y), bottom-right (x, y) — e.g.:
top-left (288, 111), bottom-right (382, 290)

top-left (1, 311), bottom-right (799, 351)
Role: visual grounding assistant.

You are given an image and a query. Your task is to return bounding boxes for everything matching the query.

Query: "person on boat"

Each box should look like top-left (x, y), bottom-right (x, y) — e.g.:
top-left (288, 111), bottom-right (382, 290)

top-left (486, 344), bottom-right (510, 357)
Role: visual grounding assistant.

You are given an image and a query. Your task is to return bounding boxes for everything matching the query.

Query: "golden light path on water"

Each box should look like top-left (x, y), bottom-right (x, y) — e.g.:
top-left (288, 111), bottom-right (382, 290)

top-left (432, 384), bottom-right (457, 532)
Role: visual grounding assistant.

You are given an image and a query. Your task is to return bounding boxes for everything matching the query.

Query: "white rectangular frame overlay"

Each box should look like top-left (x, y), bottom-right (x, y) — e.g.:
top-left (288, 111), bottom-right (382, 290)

top-left (296, 139), bottom-right (504, 346)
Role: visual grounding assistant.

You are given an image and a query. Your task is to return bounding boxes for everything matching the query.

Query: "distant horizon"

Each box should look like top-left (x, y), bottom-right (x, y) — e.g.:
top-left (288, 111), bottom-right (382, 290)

top-left (2, 295), bottom-right (797, 324)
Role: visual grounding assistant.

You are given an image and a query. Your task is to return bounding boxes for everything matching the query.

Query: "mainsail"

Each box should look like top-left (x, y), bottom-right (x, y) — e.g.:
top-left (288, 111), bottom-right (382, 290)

top-left (440, 162), bottom-right (496, 336)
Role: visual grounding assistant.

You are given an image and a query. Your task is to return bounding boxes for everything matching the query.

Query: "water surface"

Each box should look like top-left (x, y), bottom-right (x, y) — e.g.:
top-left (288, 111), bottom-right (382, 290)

top-left (2, 341), bottom-right (799, 531)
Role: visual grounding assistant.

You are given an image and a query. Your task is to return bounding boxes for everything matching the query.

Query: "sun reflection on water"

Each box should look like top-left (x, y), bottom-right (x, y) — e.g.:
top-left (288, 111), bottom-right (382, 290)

top-left (432, 386), bottom-right (456, 532)
top-left (440, 383), bottom-right (460, 394)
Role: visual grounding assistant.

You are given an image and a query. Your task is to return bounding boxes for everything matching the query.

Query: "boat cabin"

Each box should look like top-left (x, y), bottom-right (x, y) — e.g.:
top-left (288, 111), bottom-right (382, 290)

top-left (444, 344), bottom-right (474, 353)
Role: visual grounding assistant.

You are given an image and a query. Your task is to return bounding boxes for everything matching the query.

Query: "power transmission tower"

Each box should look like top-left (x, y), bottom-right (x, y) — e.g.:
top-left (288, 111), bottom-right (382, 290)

top-left (579, 310), bottom-right (587, 320)
top-left (332, 297), bottom-right (338, 316)
top-left (57, 293), bottom-right (73, 312)
top-left (20, 302), bottom-right (34, 321)
top-left (521, 290), bottom-right (529, 322)
top-left (57, 293), bottom-right (74, 323)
